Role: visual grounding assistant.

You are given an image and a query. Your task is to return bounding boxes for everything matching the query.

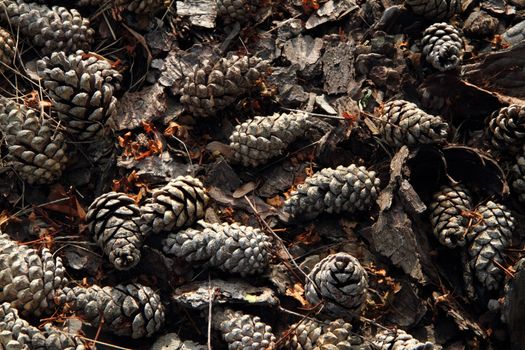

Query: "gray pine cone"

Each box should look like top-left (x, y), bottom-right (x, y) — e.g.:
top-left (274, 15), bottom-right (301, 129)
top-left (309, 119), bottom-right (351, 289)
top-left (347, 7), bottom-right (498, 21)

top-left (217, 0), bottom-right (257, 25)
top-left (229, 111), bottom-right (311, 167)
top-left (180, 55), bottom-right (268, 117)
top-left (0, 27), bottom-right (14, 72)
top-left (36, 50), bottom-right (122, 141)
top-left (405, 0), bottom-right (460, 20)
top-left (0, 233), bottom-right (68, 317)
top-left (421, 23), bottom-right (464, 72)
top-left (378, 100), bottom-right (449, 147)
top-left (372, 329), bottom-right (434, 350)
top-left (512, 148), bottom-right (525, 202)
top-left (61, 283), bottom-right (165, 339)
top-left (429, 184), bottom-right (473, 248)
top-left (151, 332), bottom-right (207, 350)
top-left (162, 220), bottom-right (271, 276)
top-left (212, 308), bottom-right (276, 350)
top-left (0, 99), bottom-right (68, 185)
top-left (140, 176), bottom-right (209, 235)
top-left (87, 192), bottom-right (144, 270)
top-left (0, 1), bottom-right (94, 55)
top-left (283, 164), bottom-right (380, 221)
top-left (486, 104), bottom-right (525, 154)
top-left (305, 253), bottom-right (368, 318)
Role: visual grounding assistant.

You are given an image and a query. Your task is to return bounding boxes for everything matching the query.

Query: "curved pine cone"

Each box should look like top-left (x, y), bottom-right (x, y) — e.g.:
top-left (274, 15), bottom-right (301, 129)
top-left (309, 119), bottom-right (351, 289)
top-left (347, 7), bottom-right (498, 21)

top-left (512, 148), bottom-right (525, 202)
top-left (422, 23), bottom-right (464, 72)
top-left (0, 99), bottom-right (68, 185)
top-left (404, 0), bottom-right (461, 20)
top-left (162, 220), bottom-right (271, 276)
top-left (283, 164), bottom-right (380, 221)
top-left (378, 100), bottom-right (449, 148)
top-left (372, 329), bottom-right (434, 350)
top-left (229, 112), bottom-right (310, 167)
top-left (217, 0), bottom-right (258, 25)
top-left (305, 253), bottom-right (368, 318)
top-left (486, 104), bottom-right (525, 154)
top-left (0, 27), bottom-right (14, 73)
top-left (86, 192), bottom-right (144, 270)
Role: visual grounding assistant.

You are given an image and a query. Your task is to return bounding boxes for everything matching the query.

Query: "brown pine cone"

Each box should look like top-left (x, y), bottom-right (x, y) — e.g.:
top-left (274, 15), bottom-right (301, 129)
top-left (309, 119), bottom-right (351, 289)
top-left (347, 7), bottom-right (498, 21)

top-left (486, 104), bottom-right (525, 154)
top-left (0, 27), bottom-right (14, 73)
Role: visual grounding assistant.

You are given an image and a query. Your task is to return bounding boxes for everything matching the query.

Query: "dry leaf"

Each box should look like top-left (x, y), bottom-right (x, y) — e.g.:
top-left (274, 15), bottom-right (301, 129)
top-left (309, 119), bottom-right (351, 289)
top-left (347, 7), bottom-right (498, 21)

top-left (286, 283), bottom-right (308, 306)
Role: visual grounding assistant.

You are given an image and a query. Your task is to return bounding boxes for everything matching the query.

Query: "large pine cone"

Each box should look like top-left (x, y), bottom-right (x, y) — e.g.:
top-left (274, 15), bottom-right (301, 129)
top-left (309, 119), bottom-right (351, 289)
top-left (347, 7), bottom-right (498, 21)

top-left (404, 0), bottom-right (460, 20)
top-left (0, 99), bottom-right (68, 185)
top-left (512, 147), bottom-right (525, 202)
top-left (229, 111), bottom-right (311, 167)
top-left (212, 308), bottom-right (276, 350)
top-left (372, 329), bottom-right (434, 350)
top-left (378, 100), bottom-right (449, 148)
top-left (422, 23), bottom-right (464, 72)
top-left (36, 50), bottom-right (122, 141)
top-left (0, 27), bottom-right (14, 73)
top-left (0, 233), bottom-right (68, 317)
top-left (486, 104), bottom-right (525, 154)
top-left (0, 1), bottom-right (94, 55)
top-left (162, 220), bottom-right (271, 276)
top-left (87, 192), bottom-right (144, 270)
top-left (140, 176), bottom-right (209, 235)
top-left (180, 55), bottom-right (268, 117)
top-left (217, 0), bottom-right (258, 25)
top-left (305, 253), bottom-right (368, 318)
top-left (61, 283), bottom-right (165, 339)
top-left (283, 164), bottom-right (380, 221)
top-left (429, 184), bottom-right (472, 248)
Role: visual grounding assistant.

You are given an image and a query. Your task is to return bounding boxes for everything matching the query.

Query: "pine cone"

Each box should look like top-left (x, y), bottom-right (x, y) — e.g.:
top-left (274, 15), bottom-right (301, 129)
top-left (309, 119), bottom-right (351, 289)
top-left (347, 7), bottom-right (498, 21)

top-left (0, 27), bottom-right (14, 73)
top-left (0, 233), bottom-right (68, 317)
top-left (162, 220), bottom-right (271, 276)
top-left (372, 329), bottom-right (434, 350)
top-left (229, 112), bottom-right (310, 167)
top-left (429, 184), bottom-right (473, 248)
top-left (36, 50), bottom-right (122, 141)
top-left (151, 332), bottom-right (207, 350)
top-left (0, 1), bottom-right (94, 55)
top-left (305, 253), bottom-right (368, 318)
top-left (283, 164), bottom-right (380, 221)
top-left (217, 0), bottom-right (257, 25)
top-left (180, 55), bottom-right (269, 117)
top-left (512, 149), bottom-right (525, 202)
top-left (212, 308), bottom-right (276, 350)
top-left (86, 192), bottom-right (144, 270)
top-left (421, 23), bottom-right (464, 72)
top-left (404, 0), bottom-right (460, 20)
top-left (61, 283), bottom-right (165, 339)
top-left (378, 100), bottom-right (449, 148)
top-left (0, 99), bottom-right (68, 185)
top-left (486, 105), bottom-right (525, 154)
top-left (140, 176), bottom-right (209, 235)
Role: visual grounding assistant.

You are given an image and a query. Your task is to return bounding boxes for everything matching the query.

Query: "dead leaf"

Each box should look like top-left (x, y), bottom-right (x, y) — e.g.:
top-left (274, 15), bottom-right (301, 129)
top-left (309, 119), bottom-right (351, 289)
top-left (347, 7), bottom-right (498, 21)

top-left (285, 282), bottom-right (308, 306)
top-left (233, 182), bottom-right (257, 199)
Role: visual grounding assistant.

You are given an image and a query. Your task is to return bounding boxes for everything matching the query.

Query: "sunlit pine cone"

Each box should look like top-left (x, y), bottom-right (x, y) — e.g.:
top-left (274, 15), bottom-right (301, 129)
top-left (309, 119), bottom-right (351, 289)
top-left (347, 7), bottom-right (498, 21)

top-left (212, 308), bottom-right (276, 350)
top-left (162, 220), bottom-right (271, 276)
top-left (217, 0), bottom-right (258, 25)
top-left (429, 184), bottom-right (473, 248)
top-left (61, 283), bottom-right (165, 339)
top-left (180, 55), bottom-right (269, 117)
top-left (151, 332), bottom-right (207, 350)
top-left (0, 99), bottom-right (68, 185)
top-left (283, 164), bottom-right (380, 221)
top-left (421, 23), bottom-right (464, 72)
top-left (404, 0), bottom-right (461, 20)
top-left (512, 147), bottom-right (525, 202)
top-left (486, 104), bottom-right (525, 154)
top-left (378, 100), bottom-right (449, 148)
top-left (0, 27), bottom-right (14, 73)
top-left (0, 1), bottom-right (94, 55)
top-left (229, 111), bottom-right (311, 167)
top-left (372, 329), bottom-right (434, 350)
top-left (305, 253), bottom-right (368, 318)
top-left (36, 50), bottom-right (122, 141)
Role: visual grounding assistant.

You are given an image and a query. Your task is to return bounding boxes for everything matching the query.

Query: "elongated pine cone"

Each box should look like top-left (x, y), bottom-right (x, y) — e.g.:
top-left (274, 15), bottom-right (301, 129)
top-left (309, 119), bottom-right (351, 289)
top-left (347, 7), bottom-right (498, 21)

top-left (61, 283), bottom-right (165, 339)
top-left (217, 0), bottom-right (258, 25)
top-left (212, 308), bottom-right (276, 350)
top-left (229, 112), bottom-right (311, 167)
top-left (486, 104), bottom-right (525, 154)
top-left (180, 55), bottom-right (268, 117)
top-left (162, 220), bottom-right (271, 276)
top-left (378, 100), bottom-right (449, 147)
top-left (512, 148), bottom-right (525, 202)
top-left (140, 176), bottom-right (209, 235)
top-left (283, 164), bottom-right (380, 221)
top-left (372, 329), bottom-right (434, 350)
top-left (0, 233), bottom-right (68, 316)
top-left (0, 1), bottom-right (94, 55)
top-left (422, 23), bottom-right (463, 72)
top-left (0, 27), bottom-right (14, 72)
top-left (36, 50), bottom-right (122, 141)
top-left (87, 192), bottom-right (144, 270)
top-left (305, 253), bottom-right (368, 318)
top-left (404, 0), bottom-right (460, 20)
top-left (0, 99), bottom-right (68, 185)
top-left (429, 184), bottom-right (472, 248)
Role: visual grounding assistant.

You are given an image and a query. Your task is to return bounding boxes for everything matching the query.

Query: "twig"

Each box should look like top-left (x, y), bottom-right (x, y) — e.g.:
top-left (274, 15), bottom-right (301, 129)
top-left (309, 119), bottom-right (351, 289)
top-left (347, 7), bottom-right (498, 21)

top-left (207, 275), bottom-right (213, 350)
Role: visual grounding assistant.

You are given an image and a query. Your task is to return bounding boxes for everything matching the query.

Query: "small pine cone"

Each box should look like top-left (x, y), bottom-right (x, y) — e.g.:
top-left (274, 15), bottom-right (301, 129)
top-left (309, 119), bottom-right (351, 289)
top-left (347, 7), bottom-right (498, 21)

top-left (140, 176), bottom-right (209, 235)
top-left (0, 27), bottom-right (14, 72)
top-left (162, 220), bottom-right (271, 276)
top-left (36, 50), bottom-right (122, 141)
top-left (305, 253), bottom-right (368, 318)
top-left (151, 333), bottom-right (207, 350)
top-left (486, 105), bottom-right (525, 154)
top-left (0, 233), bottom-right (68, 317)
top-left (421, 23), bottom-right (464, 72)
top-left (229, 112), bottom-right (311, 167)
top-left (86, 192), bottom-right (144, 270)
top-left (0, 99), bottom-right (68, 185)
top-left (404, 0), bottom-right (460, 20)
top-left (212, 308), bottom-right (276, 350)
top-left (0, 1), bottom-right (94, 55)
top-left (61, 283), bottom-right (165, 339)
top-left (512, 150), bottom-right (525, 202)
top-left (180, 55), bottom-right (269, 117)
top-left (372, 329), bottom-right (434, 350)
top-left (378, 100), bottom-right (449, 148)
top-left (283, 164), bottom-right (380, 221)
top-left (429, 184), bottom-right (473, 248)
top-left (217, 0), bottom-right (257, 25)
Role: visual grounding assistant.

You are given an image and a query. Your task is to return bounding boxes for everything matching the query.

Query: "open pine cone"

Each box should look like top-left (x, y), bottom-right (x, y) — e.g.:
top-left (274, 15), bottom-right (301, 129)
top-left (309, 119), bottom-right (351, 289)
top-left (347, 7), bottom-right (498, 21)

top-left (486, 104), bottom-right (525, 154)
top-left (373, 329), bottom-right (434, 350)
top-left (422, 23), bottom-right (464, 72)
top-left (0, 27), bottom-right (14, 73)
